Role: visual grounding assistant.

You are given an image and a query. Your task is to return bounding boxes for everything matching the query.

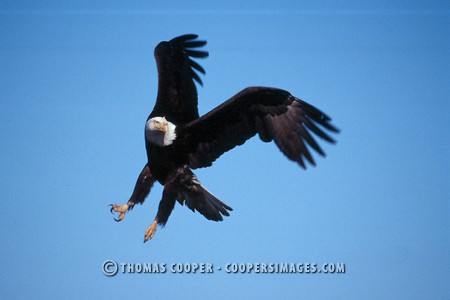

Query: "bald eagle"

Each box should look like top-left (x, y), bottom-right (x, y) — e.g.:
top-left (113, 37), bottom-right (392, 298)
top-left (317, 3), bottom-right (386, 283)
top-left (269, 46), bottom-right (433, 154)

top-left (110, 34), bottom-right (339, 242)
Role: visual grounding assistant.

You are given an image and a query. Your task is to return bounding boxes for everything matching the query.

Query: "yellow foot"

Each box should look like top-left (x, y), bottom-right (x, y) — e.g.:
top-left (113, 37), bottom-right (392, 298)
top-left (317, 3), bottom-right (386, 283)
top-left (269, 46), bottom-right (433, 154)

top-left (144, 220), bottom-right (158, 243)
top-left (109, 203), bottom-right (129, 222)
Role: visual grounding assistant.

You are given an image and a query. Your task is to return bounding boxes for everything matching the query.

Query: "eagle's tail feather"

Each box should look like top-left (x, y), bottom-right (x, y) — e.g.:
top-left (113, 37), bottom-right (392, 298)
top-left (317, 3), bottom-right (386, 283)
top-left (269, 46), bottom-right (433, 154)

top-left (176, 169), bottom-right (233, 221)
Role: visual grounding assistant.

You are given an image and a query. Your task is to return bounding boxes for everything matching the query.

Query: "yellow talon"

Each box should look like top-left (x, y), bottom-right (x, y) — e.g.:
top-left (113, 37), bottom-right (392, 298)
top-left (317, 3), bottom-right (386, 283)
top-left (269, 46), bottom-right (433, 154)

top-left (144, 220), bottom-right (158, 242)
top-left (109, 204), bottom-right (129, 222)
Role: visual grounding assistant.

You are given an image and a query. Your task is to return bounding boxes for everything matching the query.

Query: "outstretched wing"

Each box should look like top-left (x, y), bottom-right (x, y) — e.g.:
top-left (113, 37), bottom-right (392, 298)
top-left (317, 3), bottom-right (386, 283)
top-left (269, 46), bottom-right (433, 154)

top-left (151, 34), bottom-right (208, 124)
top-left (179, 87), bottom-right (339, 169)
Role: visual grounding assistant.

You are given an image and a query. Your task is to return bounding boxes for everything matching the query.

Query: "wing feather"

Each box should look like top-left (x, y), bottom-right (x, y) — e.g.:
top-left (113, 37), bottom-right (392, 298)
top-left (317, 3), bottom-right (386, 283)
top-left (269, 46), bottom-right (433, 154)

top-left (151, 34), bottom-right (208, 124)
top-left (185, 49), bottom-right (209, 58)
top-left (189, 59), bottom-right (206, 74)
top-left (179, 87), bottom-right (339, 169)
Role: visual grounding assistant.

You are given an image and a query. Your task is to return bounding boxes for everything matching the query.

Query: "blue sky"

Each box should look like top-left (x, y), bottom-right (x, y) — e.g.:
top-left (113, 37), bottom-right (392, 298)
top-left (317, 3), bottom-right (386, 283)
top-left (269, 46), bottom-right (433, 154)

top-left (1, 1), bottom-right (449, 299)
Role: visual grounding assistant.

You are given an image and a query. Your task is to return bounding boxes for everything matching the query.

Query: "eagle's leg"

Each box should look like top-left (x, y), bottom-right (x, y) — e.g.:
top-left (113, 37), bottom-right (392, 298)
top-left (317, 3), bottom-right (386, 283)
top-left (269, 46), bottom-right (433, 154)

top-left (143, 180), bottom-right (177, 243)
top-left (144, 219), bottom-right (159, 242)
top-left (109, 202), bottom-right (133, 222)
top-left (109, 164), bottom-right (155, 222)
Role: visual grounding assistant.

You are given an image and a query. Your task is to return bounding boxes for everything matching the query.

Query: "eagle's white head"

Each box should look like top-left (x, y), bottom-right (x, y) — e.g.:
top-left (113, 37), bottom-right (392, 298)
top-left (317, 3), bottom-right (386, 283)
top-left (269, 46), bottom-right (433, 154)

top-left (145, 116), bottom-right (177, 146)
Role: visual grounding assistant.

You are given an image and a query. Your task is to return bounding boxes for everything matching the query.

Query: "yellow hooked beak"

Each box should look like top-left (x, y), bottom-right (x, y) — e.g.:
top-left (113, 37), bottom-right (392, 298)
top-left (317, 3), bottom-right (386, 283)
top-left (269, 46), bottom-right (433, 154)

top-left (153, 122), bottom-right (168, 133)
